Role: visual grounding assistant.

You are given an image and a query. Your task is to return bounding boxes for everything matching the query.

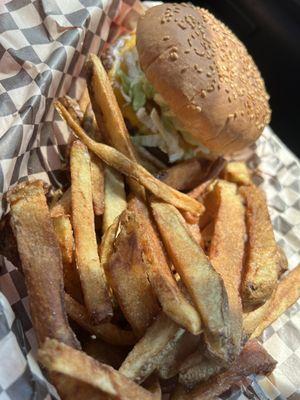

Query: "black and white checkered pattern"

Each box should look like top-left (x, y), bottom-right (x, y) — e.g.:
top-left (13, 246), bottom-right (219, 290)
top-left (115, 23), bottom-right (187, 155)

top-left (0, 0), bottom-right (299, 399)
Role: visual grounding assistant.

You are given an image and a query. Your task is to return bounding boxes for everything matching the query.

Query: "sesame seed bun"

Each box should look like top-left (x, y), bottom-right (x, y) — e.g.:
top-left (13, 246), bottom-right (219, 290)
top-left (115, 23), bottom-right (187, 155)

top-left (136, 3), bottom-right (271, 155)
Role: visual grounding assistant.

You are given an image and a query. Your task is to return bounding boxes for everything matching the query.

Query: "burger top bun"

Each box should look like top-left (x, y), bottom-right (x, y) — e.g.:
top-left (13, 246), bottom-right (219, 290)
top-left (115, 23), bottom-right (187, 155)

top-left (136, 3), bottom-right (271, 155)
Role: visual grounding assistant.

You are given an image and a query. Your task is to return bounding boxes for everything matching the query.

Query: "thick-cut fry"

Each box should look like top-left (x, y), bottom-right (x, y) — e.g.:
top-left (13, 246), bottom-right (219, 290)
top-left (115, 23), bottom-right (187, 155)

top-left (90, 152), bottom-right (105, 216)
top-left (85, 54), bottom-right (137, 160)
top-left (54, 101), bottom-right (204, 215)
top-left (39, 338), bottom-right (154, 400)
top-left (52, 215), bottom-right (82, 301)
top-left (209, 181), bottom-right (245, 355)
top-left (65, 293), bottom-right (136, 346)
top-left (119, 313), bottom-right (184, 383)
top-left (7, 181), bottom-right (79, 349)
top-left (132, 197), bottom-right (202, 335)
top-left (222, 161), bottom-right (252, 186)
top-left (158, 332), bottom-right (202, 380)
top-left (157, 158), bottom-right (205, 191)
top-left (50, 187), bottom-right (71, 218)
top-left (103, 167), bottom-right (127, 232)
top-left (104, 208), bottom-right (159, 336)
top-left (59, 96), bottom-right (83, 125)
top-left (171, 340), bottom-right (276, 400)
top-left (243, 264), bottom-right (300, 339)
top-left (70, 141), bottom-right (112, 323)
top-left (240, 185), bottom-right (280, 307)
top-left (151, 201), bottom-right (232, 363)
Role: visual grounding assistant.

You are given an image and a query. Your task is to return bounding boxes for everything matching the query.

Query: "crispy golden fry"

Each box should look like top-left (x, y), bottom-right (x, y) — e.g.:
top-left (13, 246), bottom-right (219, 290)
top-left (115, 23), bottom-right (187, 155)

top-left (158, 332), bottom-right (201, 380)
top-left (143, 375), bottom-right (162, 400)
top-left (209, 181), bottom-right (246, 355)
top-left (178, 351), bottom-right (222, 389)
top-left (151, 201), bottom-right (232, 363)
top-left (132, 197), bottom-right (202, 335)
top-left (50, 187), bottom-right (71, 218)
top-left (85, 54), bottom-right (137, 160)
top-left (39, 338), bottom-right (153, 400)
top-left (119, 313), bottom-right (184, 383)
top-left (90, 152), bottom-right (105, 216)
top-left (240, 185), bottom-right (280, 308)
top-left (65, 293), bottom-right (136, 346)
top-left (79, 87), bottom-right (90, 113)
top-left (52, 215), bottom-right (82, 301)
top-left (222, 161), bottom-right (252, 186)
top-left (185, 219), bottom-right (202, 246)
top-left (243, 264), bottom-right (300, 338)
top-left (104, 208), bottom-right (159, 336)
top-left (103, 167), bottom-right (127, 232)
top-left (157, 158), bottom-right (205, 191)
top-left (171, 340), bottom-right (276, 400)
top-left (7, 180), bottom-right (79, 349)
top-left (55, 101), bottom-right (204, 216)
top-left (59, 96), bottom-right (83, 125)
top-left (70, 141), bottom-right (112, 323)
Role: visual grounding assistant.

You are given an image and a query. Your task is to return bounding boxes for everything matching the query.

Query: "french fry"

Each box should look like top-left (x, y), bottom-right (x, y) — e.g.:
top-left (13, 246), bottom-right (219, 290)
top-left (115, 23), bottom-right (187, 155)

top-left (151, 201), bottom-right (232, 363)
top-left (132, 197), bottom-right (202, 335)
top-left (104, 208), bottom-right (159, 336)
top-left (171, 340), bottom-right (276, 400)
top-left (7, 180), bottom-right (79, 349)
top-left (277, 244), bottom-right (288, 275)
top-left (103, 167), bottom-right (127, 232)
top-left (222, 161), bottom-right (252, 186)
top-left (59, 96), bottom-right (83, 125)
top-left (243, 264), bottom-right (300, 338)
top-left (65, 293), bottom-right (136, 346)
top-left (85, 54), bottom-right (137, 160)
top-left (50, 187), bottom-right (71, 218)
top-left (209, 181), bottom-right (246, 355)
top-left (38, 338), bottom-right (154, 400)
top-left (90, 152), bottom-right (105, 216)
top-left (157, 158), bottom-right (205, 191)
top-left (119, 313), bottom-right (184, 383)
top-left (52, 215), bottom-right (82, 301)
top-left (240, 185), bottom-right (280, 308)
top-left (79, 87), bottom-right (90, 113)
top-left (70, 140), bottom-right (112, 323)
top-left (158, 331), bottom-right (202, 380)
top-left (55, 101), bottom-right (204, 216)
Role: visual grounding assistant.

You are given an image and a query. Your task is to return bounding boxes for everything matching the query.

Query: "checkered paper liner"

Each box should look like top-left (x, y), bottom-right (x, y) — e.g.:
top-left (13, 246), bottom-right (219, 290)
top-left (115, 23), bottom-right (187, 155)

top-left (0, 0), bottom-right (299, 399)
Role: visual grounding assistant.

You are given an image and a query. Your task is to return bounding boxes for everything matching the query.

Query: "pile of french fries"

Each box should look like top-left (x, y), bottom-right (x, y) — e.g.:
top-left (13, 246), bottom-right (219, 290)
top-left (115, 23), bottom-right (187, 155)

top-left (2, 54), bottom-right (300, 400)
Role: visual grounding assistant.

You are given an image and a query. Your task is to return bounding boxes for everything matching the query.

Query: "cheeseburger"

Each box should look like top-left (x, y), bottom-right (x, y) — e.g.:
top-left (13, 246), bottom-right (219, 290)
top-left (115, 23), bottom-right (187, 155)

top-left (106, 3), bottom-right (271, 162)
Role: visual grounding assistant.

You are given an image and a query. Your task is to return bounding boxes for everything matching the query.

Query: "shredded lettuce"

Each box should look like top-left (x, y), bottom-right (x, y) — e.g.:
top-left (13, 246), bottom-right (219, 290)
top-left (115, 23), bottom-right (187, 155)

top-left (114, 41), bottom-right (210, 161)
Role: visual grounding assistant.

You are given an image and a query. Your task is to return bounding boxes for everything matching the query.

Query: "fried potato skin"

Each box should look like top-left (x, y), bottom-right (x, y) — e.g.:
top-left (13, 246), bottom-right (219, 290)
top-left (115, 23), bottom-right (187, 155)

top-left (8, 180), bottom-right (79, 349)
top-left (240, 185), bottom-right (280, 308)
